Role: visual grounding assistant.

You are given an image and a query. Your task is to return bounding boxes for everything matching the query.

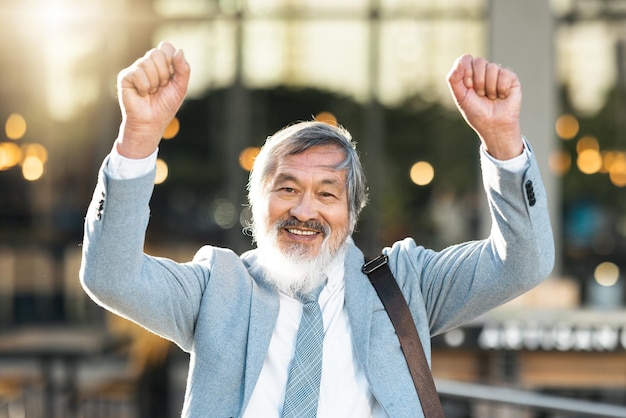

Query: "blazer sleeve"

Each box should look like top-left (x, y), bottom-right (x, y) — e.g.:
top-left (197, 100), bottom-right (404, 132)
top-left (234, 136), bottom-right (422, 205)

top-left (79, 156), bottom-right (212, 352)
top-left (387, 140), bottom-right (555, 336)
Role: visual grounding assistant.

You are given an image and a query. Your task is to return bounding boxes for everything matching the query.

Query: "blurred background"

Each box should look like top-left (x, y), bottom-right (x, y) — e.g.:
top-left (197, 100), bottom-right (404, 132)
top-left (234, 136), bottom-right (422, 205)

top-left (0, 0), bottom-right (626, 417)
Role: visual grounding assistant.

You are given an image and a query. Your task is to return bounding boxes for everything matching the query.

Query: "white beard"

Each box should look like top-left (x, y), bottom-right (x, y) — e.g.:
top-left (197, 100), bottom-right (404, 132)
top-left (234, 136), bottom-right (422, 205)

top-left (255, 226), bottom-right (348, 296)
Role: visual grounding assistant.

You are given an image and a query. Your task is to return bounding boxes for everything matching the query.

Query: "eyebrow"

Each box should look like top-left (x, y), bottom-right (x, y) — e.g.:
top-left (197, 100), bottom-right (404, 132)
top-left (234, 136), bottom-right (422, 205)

top-left (273, 173), bottom-right (297, 184)
top-left (273, 172), bottom-right (344, 188)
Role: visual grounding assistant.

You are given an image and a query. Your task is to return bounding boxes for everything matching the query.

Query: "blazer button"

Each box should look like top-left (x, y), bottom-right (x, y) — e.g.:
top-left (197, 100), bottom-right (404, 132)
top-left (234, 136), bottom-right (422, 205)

top-left (96, 198), bottom-right (105, 220)
top-left (525, 180), bottom-right (536, 206)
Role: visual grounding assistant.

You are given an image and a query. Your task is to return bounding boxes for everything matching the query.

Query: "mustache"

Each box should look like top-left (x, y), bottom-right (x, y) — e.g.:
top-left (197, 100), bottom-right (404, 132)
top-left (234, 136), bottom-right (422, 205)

top-left (275, 218), bottom-right (330, 235)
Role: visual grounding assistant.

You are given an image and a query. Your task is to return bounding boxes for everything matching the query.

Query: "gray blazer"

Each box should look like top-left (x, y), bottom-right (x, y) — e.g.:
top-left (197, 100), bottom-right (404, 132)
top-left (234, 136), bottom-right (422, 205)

top-left (80, 147), bottom-right (554, 417)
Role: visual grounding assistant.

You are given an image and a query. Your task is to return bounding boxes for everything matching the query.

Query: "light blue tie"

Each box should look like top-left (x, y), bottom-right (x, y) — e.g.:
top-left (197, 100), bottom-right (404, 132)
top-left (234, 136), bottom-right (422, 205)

top-left (281, 284), bottom-right (325, 418)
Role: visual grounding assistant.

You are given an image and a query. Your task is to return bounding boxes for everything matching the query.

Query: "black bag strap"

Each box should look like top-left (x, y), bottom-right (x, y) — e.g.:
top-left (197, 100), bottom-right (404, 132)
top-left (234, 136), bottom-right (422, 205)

top-left (362, 254), bottom-right (445, 418)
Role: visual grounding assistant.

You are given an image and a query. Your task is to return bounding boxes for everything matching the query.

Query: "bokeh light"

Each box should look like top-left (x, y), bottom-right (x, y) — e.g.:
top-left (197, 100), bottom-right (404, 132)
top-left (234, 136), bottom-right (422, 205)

top-left (576, 135), bottom-right (599, 153)
top-left (22, 156), bottom-right (44, 181)
top-left (5, 113), bottom-right (27, 140)
top-left (314, 111), bottom-right (338, 126)
top-left (601, 151), bottom-right (616, 173)
top-left (163, 117), bottom-right (180, 140)
top-left (23, 143), bottom-right (48, 164)
top-left (594, 261), bottom-right (620, 287)
top-left (213, 199), bottom-right (237, 229)
top-left (555, 114), bottom-right (579, 140)
top-left (548, 149), bottom-right (571, 176)
top-left (0, 142), bottom-right (23, 170)
top-left (410, 161), bottom-right (434, 186)
top-left (577, 149), bottom-right (602, 174)
top-left (609, 152), bottom-right (626, 187)
top-left (155, 158), bottom-right (169, 184)
top-left (239, 147), bottom-right (260, 171)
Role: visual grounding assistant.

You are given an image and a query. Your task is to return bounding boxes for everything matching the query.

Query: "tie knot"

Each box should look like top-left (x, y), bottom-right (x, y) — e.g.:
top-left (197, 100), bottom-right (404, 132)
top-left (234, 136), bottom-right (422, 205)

top-left (298, 283), bottom-right (324, 304)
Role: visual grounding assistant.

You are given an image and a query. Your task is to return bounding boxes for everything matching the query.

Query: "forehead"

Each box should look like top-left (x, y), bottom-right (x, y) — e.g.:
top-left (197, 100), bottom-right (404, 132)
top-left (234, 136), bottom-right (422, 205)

top-left (273, 145), bottom-right (347, 181)
top-left (276, 145), bottom-right (345, 174)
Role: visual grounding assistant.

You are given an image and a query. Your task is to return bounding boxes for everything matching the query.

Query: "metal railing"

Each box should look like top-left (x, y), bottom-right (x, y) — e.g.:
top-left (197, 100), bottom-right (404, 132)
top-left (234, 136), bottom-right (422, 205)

top-left (437, 379), bottom-right (626, 418)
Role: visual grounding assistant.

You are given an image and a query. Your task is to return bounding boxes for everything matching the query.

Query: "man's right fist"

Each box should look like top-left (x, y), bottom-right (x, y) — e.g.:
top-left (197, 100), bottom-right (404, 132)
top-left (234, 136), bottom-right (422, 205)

top-left (116, 41), bottom-right (191, 159)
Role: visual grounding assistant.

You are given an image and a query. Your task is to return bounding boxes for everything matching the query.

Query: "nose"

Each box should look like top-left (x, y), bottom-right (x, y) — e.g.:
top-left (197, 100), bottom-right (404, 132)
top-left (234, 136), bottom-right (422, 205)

top-left (289, 193), bottom-right (318, 222)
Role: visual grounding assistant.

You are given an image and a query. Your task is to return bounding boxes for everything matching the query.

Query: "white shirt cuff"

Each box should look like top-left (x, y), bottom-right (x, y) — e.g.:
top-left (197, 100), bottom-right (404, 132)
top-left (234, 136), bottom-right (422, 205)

top-left (481, 136), bottom-right (531, 172)
top-left (106, 142), bottom-right (158, 180)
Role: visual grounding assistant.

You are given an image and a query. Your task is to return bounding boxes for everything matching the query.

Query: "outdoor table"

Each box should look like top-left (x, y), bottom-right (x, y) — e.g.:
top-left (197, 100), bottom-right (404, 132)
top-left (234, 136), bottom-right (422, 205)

top-left (0, 325), bottom-right (130, 418)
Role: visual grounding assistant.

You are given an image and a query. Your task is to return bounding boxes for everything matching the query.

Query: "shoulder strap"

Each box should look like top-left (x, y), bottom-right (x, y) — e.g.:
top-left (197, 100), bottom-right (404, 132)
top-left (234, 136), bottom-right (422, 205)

top-left (362, 254), bottom-right (445, 418)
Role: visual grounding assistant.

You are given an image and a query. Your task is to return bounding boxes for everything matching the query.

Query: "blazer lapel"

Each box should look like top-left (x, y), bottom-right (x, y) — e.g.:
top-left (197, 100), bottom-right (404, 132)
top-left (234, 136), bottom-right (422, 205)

top-left (343, 243), bottom-right (376, 377)
top-left (344, 245), bottom-right (422, 416)
top-left (242, 269), bottom-right (280, 408)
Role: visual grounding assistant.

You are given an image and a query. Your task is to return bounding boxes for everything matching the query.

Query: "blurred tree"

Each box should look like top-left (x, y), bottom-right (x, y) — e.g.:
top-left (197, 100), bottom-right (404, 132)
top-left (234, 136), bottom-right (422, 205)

top-left (559, 85), bottom-right (626, 303)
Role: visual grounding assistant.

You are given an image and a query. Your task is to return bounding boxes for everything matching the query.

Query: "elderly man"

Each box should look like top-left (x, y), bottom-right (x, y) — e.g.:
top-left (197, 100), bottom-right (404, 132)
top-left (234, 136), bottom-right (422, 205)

top-left (80, 42), bottom-right (554, 417)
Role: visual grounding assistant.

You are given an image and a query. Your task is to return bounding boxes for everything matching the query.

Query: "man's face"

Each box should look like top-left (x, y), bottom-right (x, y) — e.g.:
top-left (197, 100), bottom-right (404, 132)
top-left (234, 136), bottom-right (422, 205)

top-left (262, 145), bottom-right (351, 262)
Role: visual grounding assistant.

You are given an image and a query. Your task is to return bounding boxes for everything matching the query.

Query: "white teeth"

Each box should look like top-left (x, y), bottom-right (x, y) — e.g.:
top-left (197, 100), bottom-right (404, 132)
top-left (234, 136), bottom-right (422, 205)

top-left (287, 228), bottom-right (317, 236)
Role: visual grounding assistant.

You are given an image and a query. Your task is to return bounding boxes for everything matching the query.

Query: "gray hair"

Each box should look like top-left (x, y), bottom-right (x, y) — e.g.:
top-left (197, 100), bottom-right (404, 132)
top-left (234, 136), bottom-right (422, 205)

top-left (247, 121), bottom-right (368, 236)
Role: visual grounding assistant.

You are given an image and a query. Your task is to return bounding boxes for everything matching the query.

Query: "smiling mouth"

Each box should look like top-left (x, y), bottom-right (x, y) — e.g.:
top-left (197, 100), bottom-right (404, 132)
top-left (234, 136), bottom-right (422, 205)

top-left (286, 228), bottom-right (319, 236)
top-left (277, 218), bottom-right (328, 238)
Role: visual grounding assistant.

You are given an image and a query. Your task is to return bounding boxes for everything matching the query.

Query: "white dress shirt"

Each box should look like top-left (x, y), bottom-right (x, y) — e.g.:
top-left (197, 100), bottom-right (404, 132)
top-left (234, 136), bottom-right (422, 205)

top-left (241, 254), bottom-right (386, 418)
top-left (106, 140), bottom-right (530, 417)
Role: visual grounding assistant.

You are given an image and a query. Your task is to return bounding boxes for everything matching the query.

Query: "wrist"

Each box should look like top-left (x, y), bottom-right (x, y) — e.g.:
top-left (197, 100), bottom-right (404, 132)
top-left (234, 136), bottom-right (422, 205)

top-left (479, 126), bottom-right (523, 161)
top-left (483, 141), bottom-right (524, 161)
top-left (116, 120), bottom-right (164, 159)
